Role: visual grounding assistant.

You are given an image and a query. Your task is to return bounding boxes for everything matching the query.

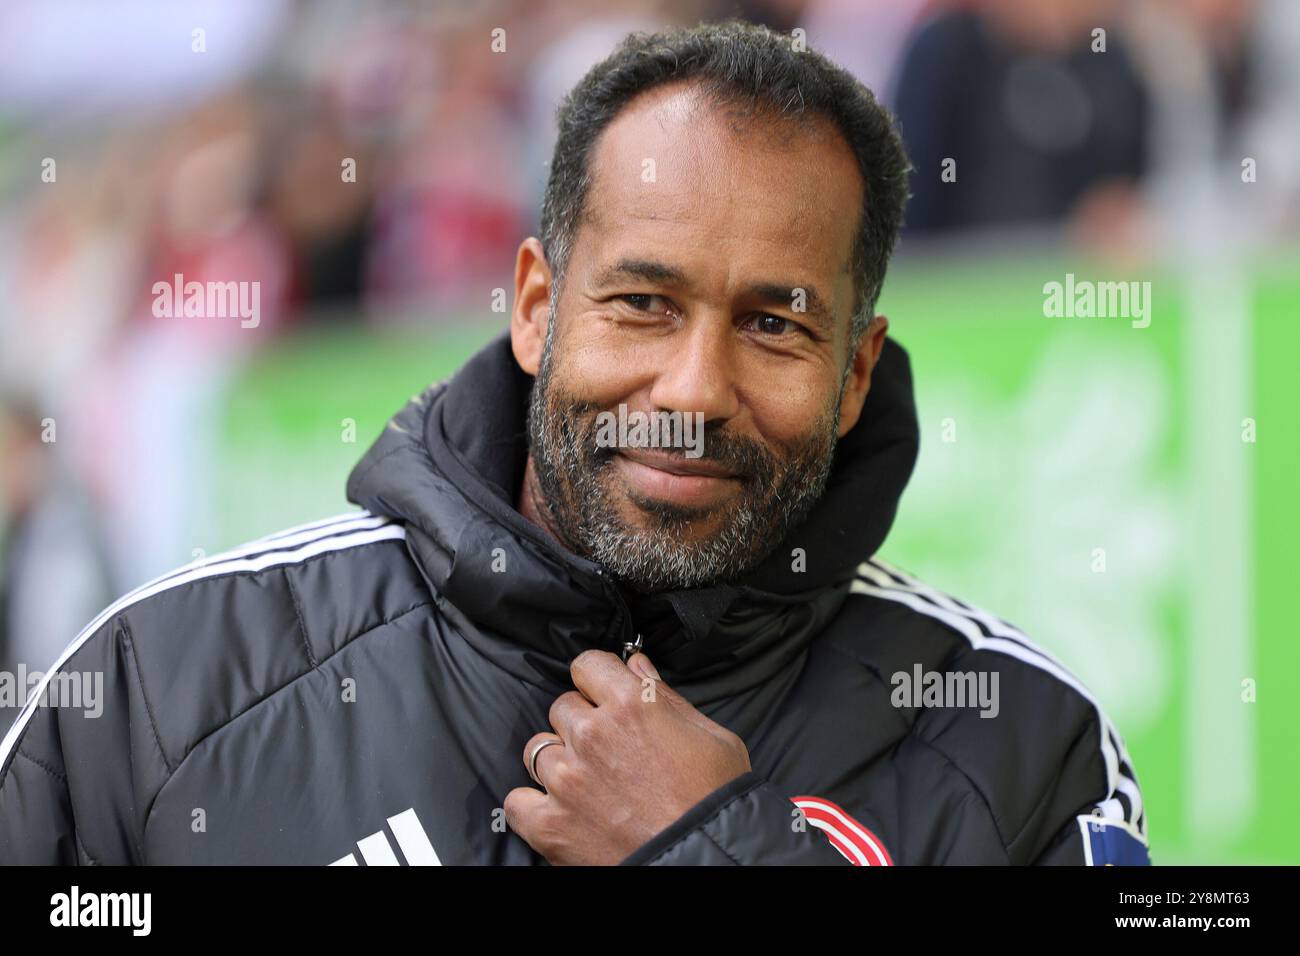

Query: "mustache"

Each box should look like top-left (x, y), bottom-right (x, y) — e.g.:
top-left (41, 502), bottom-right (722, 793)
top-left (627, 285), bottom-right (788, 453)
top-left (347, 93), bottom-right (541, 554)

top-left (556, 400), bottom-right (776, 482)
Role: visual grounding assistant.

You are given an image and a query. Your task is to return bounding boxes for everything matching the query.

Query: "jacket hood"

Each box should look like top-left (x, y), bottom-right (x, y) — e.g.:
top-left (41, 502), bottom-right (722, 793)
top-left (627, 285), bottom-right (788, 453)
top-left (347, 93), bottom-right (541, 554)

top-left (347, 330), bottom-right (919, 702)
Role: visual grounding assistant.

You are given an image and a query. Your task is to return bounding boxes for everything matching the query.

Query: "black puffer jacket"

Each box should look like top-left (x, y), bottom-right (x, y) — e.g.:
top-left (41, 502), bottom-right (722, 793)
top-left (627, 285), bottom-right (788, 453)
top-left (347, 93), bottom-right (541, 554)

top-left (0, 332), bottom-right (1149, 865)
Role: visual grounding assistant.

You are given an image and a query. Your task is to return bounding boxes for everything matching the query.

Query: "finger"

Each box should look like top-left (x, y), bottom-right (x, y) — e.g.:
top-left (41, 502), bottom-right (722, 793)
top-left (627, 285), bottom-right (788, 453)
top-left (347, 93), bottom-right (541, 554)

top-left (548, 690), bottom-right (594, 744)
top-left (522, 731), bottom-right (566, 789)
top-left (626, 652), bottom-right (692, 708)
top-left (503, 785), bottom-right (548, 846)
top-left (570, 648), bottom-right (642, 707)
top-left (627, 652), bottom-right (736, 739)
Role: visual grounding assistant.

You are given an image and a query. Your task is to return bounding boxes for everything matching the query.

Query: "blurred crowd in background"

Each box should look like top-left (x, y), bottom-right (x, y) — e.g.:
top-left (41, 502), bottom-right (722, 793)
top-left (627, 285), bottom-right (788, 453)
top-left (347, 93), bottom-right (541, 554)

top-left (1, 0), bottom-right (1297, 691)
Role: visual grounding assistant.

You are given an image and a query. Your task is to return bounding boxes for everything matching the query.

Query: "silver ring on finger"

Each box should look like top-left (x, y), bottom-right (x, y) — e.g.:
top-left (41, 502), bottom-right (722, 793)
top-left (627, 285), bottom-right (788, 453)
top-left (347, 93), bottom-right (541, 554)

top-left (528, 737), bottom-right (564, 788)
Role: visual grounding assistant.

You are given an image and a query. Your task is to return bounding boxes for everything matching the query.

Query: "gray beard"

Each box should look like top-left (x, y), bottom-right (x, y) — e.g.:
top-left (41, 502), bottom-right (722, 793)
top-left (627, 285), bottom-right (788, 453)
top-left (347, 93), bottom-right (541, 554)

top-left (525, 314), bottom-right (843, 591)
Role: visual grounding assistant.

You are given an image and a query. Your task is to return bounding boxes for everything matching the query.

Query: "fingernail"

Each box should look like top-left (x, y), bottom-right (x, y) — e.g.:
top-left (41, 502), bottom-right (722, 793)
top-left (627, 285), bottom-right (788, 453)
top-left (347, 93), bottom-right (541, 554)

top-left (632, 654), bottom-right (660, 680)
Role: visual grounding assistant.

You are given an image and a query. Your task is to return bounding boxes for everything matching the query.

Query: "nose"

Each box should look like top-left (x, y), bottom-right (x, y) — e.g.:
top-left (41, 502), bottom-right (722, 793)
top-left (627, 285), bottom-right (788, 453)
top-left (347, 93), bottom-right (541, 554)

top-left (647, 318), bottom-right (740, 424)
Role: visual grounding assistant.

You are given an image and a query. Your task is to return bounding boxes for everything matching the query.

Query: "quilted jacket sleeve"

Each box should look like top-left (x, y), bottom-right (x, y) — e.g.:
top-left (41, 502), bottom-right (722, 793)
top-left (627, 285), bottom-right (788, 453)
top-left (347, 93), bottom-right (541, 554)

top-left (0, 702), bottom-right (79, 864)
top-left (0, 614), bottom-right (154, 865)
top-left (620, 772), bottom-right (854, 866)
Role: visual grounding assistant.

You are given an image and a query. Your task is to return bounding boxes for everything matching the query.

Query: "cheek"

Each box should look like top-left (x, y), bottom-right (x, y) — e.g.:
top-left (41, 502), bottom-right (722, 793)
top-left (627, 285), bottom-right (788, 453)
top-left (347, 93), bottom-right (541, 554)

top-left (746, 400), bottom-right (821, 451)
top-left (736, 363), bottom-right (834, 447)
top-left (556, 320), bottom-right (658, 401)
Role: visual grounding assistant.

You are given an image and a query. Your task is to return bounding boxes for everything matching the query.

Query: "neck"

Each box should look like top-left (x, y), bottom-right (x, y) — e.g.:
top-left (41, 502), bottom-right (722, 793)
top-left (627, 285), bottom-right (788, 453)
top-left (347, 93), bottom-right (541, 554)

top-left (517, 455), bottom-right (569, 551)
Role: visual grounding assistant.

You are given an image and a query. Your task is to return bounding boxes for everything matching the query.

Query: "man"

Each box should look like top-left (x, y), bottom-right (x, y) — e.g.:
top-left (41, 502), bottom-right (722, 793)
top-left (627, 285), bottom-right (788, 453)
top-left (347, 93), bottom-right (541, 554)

top-left (0, 21), bottom-right (1148, 865)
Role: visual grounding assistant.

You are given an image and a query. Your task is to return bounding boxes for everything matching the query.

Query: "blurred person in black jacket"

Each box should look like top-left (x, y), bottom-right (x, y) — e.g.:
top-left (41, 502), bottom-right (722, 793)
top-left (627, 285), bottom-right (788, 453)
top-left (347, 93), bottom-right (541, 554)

top-left (893, 0), bottom-right (1151, 236)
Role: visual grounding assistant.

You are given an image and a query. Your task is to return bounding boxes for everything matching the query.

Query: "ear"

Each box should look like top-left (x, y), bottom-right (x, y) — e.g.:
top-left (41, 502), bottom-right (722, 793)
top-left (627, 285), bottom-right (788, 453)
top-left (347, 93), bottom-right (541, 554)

top-left (511, 237), bottom-right (553, 376)
top-left (836, 314), bottom-right (889, 438)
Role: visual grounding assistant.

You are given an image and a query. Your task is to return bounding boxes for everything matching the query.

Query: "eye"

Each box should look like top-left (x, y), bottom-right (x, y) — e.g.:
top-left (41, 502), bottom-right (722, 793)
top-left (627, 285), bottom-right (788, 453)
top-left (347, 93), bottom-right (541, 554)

top-left (746, 314), bottom-right (800, 336)
top-left (618, 294), bottom-right (672, 314)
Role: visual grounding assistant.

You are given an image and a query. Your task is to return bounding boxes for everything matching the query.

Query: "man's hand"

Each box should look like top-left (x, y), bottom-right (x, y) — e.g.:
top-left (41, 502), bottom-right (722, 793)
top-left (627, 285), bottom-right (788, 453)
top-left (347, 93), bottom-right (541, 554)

top-left (504, 649), bottom-right (752, 865)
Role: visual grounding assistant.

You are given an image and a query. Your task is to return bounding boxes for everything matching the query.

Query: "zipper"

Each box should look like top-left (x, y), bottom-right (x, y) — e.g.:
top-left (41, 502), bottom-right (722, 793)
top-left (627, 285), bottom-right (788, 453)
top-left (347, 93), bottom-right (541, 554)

top-left (620, 632), bottom-right (644, 663)
top-left (594, 567), bottom-right (642, 661)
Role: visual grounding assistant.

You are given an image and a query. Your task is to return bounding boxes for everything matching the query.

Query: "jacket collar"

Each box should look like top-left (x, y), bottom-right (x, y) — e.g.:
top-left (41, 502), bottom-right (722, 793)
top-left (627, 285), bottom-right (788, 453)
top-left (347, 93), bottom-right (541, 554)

top-left (347, 331), bottom-right (919, 702)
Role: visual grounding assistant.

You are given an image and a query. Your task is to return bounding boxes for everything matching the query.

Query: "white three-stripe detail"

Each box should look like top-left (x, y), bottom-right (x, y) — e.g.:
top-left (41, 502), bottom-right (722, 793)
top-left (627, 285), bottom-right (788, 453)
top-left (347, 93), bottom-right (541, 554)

top-left (0, 521), bottom-right (405, 770)
top-left (852, 558), bottom-right (1144, 837)
top-left (386, 808), bottom-right (442, 865)
top-left (330, 808), bottom-right (442, 867)
top-left (357, 830), bottom-right (401, 866)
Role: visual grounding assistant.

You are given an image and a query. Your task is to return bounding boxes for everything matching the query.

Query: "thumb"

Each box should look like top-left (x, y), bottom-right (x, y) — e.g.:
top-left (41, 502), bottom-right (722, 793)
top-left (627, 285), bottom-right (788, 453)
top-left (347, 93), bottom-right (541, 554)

top-left (627, 651), bottom-right (661, 682)
top-left (626, 653), bottom-right (723, 729)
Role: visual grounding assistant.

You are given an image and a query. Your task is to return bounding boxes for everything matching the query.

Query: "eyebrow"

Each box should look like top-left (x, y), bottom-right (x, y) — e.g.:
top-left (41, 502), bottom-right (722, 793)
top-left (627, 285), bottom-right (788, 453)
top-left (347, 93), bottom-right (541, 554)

top-left (591, 257), bottom-right (835, 330)
top-left (746, 281), bottom-right (833, 331)
top-left (592, 258), bottom-right (688, 286)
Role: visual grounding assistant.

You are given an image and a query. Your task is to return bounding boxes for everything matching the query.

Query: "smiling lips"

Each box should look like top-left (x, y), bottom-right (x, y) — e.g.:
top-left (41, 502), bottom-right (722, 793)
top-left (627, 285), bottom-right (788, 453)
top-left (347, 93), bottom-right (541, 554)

top-left (613, 447), bottom-right (743, 508)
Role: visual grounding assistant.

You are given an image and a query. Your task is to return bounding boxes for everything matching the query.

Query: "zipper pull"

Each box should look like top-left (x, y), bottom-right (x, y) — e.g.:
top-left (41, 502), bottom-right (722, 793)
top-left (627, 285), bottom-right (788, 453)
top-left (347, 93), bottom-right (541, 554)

top-left (621, 632), bottom-right (644, 663)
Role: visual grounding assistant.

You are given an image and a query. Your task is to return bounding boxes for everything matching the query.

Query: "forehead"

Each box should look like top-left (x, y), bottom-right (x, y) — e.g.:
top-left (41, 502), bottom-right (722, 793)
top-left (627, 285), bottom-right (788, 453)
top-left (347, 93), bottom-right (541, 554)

top-left (576, 82), bottom-right (864, 308)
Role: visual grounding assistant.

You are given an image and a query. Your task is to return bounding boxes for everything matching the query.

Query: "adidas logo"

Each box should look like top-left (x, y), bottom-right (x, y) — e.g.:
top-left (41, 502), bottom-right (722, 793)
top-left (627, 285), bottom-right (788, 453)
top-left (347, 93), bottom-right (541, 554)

top-left (330, 807), bottom-right (442, 866)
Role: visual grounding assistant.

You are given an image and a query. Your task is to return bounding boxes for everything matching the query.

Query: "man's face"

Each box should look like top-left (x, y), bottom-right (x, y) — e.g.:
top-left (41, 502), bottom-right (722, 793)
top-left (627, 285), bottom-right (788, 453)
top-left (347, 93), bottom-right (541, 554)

top-left (521, 82), bottom-right (872, 591)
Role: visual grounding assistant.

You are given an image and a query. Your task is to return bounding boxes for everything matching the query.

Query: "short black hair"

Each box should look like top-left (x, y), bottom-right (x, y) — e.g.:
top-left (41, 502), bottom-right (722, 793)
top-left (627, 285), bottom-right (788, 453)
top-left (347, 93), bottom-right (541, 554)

top-left (539, 19), bottom-right (912, 348)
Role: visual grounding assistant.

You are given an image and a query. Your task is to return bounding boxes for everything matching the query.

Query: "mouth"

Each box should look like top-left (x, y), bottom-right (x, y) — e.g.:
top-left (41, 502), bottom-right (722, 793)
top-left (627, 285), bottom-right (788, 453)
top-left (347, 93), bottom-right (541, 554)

top-left (617, 447), bottom-right (738, 478)
top-left (612, 449), bottom-right (744, 509)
